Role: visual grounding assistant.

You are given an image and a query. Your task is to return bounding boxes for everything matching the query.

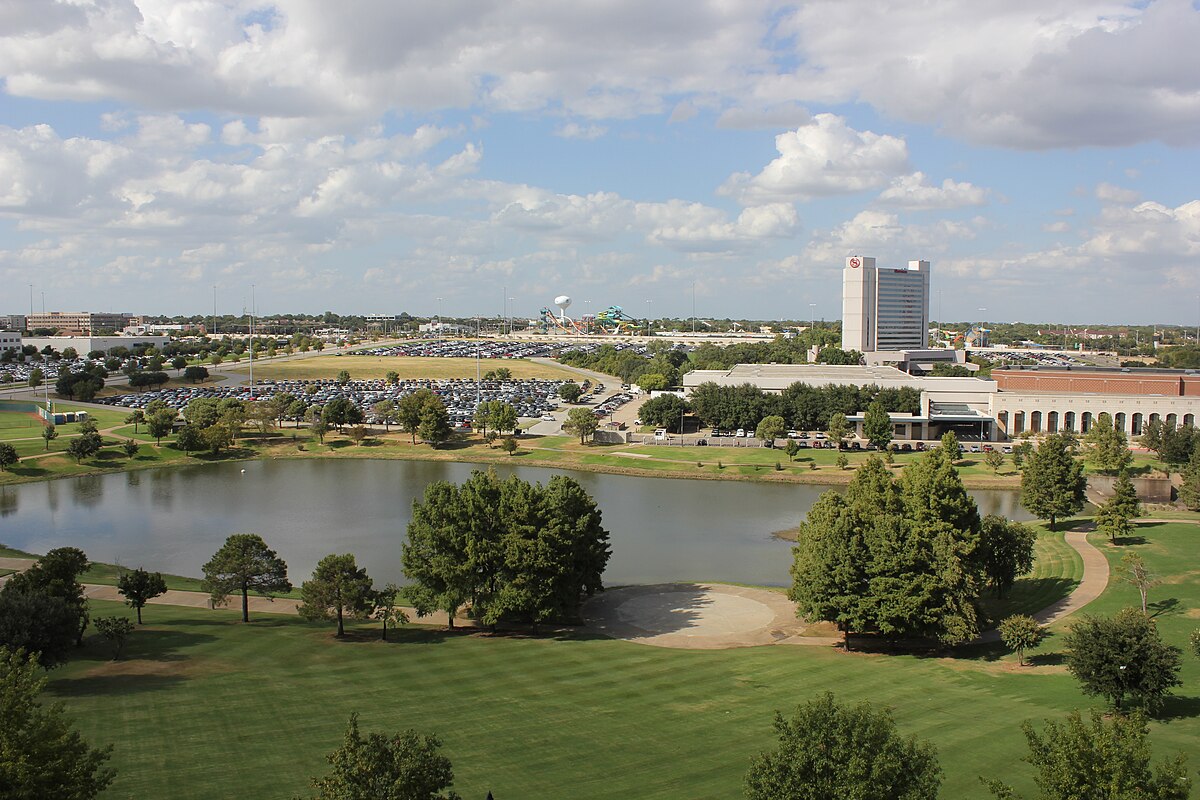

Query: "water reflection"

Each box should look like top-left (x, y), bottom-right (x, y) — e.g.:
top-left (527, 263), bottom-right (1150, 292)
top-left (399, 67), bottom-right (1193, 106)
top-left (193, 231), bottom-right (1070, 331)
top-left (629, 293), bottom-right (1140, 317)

top-left (71, 475), bottom-right (103, 508)
top-left (0, 487), bottom-right (15, 517)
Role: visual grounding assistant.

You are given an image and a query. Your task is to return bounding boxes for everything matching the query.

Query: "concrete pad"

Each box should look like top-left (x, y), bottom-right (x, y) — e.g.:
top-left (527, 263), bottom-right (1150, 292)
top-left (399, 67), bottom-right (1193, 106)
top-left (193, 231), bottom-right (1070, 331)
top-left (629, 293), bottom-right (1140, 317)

top-left (585, 582), bottom-right (840, 650)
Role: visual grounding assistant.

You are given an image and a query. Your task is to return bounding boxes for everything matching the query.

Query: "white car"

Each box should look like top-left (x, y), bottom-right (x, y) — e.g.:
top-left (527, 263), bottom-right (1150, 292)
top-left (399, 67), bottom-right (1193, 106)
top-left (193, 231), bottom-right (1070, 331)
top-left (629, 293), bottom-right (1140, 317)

top-left (540, 413), bottom-right (555, 421)
top-left (735, 428), bottom-right (746, 437)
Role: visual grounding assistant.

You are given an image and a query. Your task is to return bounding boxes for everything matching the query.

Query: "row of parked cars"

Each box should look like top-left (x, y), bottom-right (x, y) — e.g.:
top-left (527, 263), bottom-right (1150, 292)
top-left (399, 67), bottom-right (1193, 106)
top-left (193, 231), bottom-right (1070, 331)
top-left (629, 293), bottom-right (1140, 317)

top-left (363, 340), bottom-right (564, 359)
top-left (94, 377), bottom-right (573, 425)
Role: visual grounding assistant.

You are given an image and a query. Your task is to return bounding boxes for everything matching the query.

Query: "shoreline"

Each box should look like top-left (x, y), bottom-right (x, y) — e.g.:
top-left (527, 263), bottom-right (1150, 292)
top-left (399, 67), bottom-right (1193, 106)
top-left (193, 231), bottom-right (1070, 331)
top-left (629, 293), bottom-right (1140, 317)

top-left (0, 438), bottom-right (1028, 491)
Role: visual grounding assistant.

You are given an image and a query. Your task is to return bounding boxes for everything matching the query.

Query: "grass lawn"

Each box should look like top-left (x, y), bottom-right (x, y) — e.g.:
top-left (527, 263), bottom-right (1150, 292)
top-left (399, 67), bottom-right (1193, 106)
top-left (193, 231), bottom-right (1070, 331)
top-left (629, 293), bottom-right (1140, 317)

top-left (50, 514), bottom-right (1200, 800)
top-left (231, 354), bottom-right (577, 381)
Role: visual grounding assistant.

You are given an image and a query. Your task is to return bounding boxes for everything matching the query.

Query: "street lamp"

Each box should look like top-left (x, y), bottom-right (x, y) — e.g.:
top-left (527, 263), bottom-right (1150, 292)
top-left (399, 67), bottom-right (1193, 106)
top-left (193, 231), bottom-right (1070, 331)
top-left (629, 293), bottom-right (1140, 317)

top-left (584, 299), bottom-right (591, 335)
top-left (436, 297), bottom-right (443, 344)
top-left (507, 298), bottom-right (516, 335)
top-left (645, 299), bottom-right (652, 336)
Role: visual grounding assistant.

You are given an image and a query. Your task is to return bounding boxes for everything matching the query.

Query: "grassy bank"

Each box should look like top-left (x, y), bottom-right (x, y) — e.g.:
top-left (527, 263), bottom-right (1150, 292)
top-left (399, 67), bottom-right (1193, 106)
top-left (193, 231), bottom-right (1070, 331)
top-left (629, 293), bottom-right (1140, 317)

top-left (44, 521), bottom-right (1200, 800)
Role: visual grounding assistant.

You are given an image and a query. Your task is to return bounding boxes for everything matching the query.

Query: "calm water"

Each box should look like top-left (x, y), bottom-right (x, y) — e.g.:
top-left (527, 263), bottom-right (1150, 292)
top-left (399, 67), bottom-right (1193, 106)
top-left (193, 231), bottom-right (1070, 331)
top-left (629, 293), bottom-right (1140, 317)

top-left (0, 461), bottom-right (1029, 587)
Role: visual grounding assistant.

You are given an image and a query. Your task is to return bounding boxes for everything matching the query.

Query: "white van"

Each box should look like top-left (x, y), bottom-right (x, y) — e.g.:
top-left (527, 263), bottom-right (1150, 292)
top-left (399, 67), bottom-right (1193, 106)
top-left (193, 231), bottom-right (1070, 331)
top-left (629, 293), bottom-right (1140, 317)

top-left (654, 428), bottom-right (668, 440)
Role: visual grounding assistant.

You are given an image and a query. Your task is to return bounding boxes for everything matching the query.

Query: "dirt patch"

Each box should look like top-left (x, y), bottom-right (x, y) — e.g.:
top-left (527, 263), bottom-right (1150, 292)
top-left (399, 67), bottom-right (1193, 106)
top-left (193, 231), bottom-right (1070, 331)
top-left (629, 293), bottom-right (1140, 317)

top-left (83, 657), bottom-right (230, 680)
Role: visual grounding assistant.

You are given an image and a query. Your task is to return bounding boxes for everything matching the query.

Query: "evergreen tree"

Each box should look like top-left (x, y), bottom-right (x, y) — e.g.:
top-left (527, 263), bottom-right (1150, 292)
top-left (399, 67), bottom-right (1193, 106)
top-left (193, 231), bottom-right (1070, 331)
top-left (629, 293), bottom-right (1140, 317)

top-left (299, 554), bottom-right (376, 638)
top-left (861, 400), bottom-right (893, 449)
top-left (1083, 412), bottom-right (1133, 474)
top-left (1020, 433), bottom-right (1087, 530)
top-left (416, 394), bottom-right (452, 447)
top-left (1064, 608), bottom-right (1182, 712)
top-left (201, 534), bottom-right (292, 623)
top-left (116, 568), bottom-right (168, 624)
top-left (1177, 447), bottom-right (1200, 511)
top-left (0, 647), bottom-right (115, 798)
top-left (975, 516), bottom-right (1036, 598)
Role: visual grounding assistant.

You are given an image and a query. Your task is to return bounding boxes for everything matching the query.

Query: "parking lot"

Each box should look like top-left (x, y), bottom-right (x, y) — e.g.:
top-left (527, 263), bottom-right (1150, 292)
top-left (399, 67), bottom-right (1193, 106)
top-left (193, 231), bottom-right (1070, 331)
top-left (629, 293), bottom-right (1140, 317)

top-left (93, 377), bottom-right (574, 426)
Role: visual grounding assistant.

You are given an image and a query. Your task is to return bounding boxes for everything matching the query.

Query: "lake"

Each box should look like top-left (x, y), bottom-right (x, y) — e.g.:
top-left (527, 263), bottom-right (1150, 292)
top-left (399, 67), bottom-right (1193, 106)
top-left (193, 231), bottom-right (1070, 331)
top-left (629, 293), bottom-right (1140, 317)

top-left (0, 460), bottom-right (1030, 587)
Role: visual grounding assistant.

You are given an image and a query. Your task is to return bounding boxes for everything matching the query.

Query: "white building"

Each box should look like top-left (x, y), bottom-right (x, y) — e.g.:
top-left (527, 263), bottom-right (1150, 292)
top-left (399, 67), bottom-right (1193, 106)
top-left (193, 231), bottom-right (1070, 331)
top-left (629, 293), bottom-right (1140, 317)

top-left (841, 256), bottom-right (930, 353)
top-left (0, 331), bottom-right (21, 352)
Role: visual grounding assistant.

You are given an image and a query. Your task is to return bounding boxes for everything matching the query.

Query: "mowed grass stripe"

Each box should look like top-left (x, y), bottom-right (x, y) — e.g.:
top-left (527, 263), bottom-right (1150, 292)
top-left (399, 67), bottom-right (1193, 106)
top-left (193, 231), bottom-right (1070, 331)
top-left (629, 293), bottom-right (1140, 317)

top-left (53, 522), bottom-right (1200, 800)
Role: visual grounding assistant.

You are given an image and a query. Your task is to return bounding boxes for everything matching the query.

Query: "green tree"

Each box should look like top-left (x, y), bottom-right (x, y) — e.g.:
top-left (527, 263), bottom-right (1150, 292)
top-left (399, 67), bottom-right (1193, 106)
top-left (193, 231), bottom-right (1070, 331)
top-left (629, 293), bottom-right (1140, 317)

top-left (372, 584), bottom-right (409, 642)
top-left (121, 439), bottom-right (139, 458)
top-left (500, 436), bottom-right (519, 456)
top-left (558, 382), bottom-right (583, 403)
top-left (0, 646), bottom-right (115, 797)
top-left (201, 534), bottom-right (292, 623)
top-left (490, 401), bottom-right (518, 434)
top-left (93, 616), bottom-right (135, 660)
top-left (998, 614), bottom-right (1044, 666)
top-left (755, 414), bottom-right (786, 447)
top-left (336, 369), bottom-right (351, 385)
top-left (563, 407), bottom-right (599, 444)
top-left (116, 568), bottom-right (168, 624)
top-left (40, 422), bottom-right (58, 451)
top-left (783, 438), bottom-right (800, 462)
top-left (639, 394), bottom-right (688, 432)
top-left (1083, 412), bottom-right (1133, 474)
top-left (125, 409), bottom-right (145, 432)
top-left (27, 368), bottom-right (43, 389)
top-left (373, 400), bottom-right (396, 432)
top-left (0, 587), bottom-right (80, 667)
top-left (861, 400), bottom-right (893, 450)
top-left (1180, 447), bottom-right (1200, 511)
top-left (1020, 433), bottom-right (1086, 530)
top-left (299, 554), bottom-right (376, 638)
top-left (835, 451), bottom-right (848, 470)
top-left (975, 516), bottom-right (1036, 598)
top-left (184, 365), bottom-right (208, 383)
top-left (176, 423), bottom-right (203, 454)
top-left (385, 370), bottom-right (400, 385)
top-left (1064, 608), bottom-right (1182, 712)
top-left (146, 408), bottom-right (176, 445)
top-left (416, 395), bottom-right (452, 447)
top-left (5, 547), bottom-right (91, 649)
top-left (637, 373), bottom-right (668, 392)
top-left (0, 442), bottom-right (17, 471)
top-left (304, 714), bottom-right (461, 800)
top-left (984, 710), bottom-right (1190, 800)
top-left (172, 355), bottom-right (188, 371)
top-left (825, 412), bottom-right (850, 447)
top-left (348, 425), bottom-right (368, 446)
top-left (744, 692), bottom-right (941, 800)
top-left (65, 437), bottom-right (91, 464)
top-left (983, 450), bottom-right (1004, 473)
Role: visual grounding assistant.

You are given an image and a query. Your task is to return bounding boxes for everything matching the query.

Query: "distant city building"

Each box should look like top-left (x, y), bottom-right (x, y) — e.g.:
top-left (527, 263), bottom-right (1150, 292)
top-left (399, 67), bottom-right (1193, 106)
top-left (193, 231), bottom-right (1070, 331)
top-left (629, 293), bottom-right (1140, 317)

top-left (0, 314), bottom-right (26, 332)
top-left (841, 256), bottom-right (930, 353)
top-left (26, 311), bottom-right (131, 336)
top-left (21, 335), bottom-right (169, 353)
top-left (682, 362), bottom-right (1200, 442)
top-left (0, 331), bottom-right (21, 352)
top-left (365, 314), bottom-right (400, 322)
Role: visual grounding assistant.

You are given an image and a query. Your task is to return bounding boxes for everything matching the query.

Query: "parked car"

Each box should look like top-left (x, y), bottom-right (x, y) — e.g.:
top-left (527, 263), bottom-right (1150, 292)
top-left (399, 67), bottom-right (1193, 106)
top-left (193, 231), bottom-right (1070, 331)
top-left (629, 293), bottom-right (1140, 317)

top-left (735, 428), bottom-right (746, 438)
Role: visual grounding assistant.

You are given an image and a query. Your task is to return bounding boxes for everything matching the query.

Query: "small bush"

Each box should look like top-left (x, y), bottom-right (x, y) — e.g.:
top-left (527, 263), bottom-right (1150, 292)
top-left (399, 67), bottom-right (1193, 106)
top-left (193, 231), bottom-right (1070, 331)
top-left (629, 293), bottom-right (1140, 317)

top-left (717, 460), bottom-right (724, 470)
top-left (775, 461), bottom-right (783, 471)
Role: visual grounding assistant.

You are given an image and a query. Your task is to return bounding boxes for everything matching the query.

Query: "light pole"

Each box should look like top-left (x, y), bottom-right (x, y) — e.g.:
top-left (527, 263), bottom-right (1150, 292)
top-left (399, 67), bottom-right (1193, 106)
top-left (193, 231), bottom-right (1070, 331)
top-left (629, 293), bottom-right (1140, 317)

top-left (584, 299), bottom-right (591, 335)
top-left (507, 298), bottom-right (516, 335)
top-left (692, 281), bottom-right (696, 334)
top-left (645, 299), bottom-right (652, 336)
top-left (436, 297), bottom-right (443, 344)
top-left (809, 303), bottom-right (816, 336)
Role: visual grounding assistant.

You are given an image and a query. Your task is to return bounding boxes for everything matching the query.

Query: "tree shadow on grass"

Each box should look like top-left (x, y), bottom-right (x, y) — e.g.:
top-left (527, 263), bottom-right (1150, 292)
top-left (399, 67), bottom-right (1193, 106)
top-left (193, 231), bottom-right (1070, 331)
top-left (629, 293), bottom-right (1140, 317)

top-left (49, 673), bottom-right (189, 698)
top-left (1026, 650), bottom-right (1066, 667)
top-left (1147, 597), bottom-right (1180, 618)
top-left (1112, 535), bottom-right (1148, 546)
top-left (1158, 695), bottom-right (1200, 722)
top-left (979, 577), bottom-right (1079, 624)
top-left (11, 465), bottom-right (50, 477)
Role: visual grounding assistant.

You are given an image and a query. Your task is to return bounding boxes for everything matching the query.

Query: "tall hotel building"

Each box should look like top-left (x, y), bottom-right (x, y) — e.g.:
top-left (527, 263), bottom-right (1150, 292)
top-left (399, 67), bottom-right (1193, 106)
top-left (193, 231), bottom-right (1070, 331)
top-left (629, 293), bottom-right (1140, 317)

top-left (841, 256), bottom-right (930, 352)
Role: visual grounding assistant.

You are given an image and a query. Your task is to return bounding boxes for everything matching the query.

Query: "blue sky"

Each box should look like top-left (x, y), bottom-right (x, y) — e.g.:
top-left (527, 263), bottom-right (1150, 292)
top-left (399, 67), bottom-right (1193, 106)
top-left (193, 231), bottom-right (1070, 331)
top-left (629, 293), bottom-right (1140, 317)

top-left (2, 1), bottom-right (1199, 325)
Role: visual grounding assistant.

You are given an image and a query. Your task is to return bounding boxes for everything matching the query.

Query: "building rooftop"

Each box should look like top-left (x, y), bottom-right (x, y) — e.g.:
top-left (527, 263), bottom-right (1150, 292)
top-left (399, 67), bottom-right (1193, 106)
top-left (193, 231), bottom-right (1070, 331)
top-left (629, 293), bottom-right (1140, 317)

top-left (684, 363), bottom-right (996, 393)
top-left (994, 365), bottom-right (1200, 377)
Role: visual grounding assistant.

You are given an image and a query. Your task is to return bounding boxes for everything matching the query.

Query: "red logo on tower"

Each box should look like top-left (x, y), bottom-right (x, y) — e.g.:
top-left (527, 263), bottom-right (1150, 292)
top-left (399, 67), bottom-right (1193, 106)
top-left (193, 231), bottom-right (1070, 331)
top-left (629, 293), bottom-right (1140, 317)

top-left (849, 257), bottom-right (860, 268)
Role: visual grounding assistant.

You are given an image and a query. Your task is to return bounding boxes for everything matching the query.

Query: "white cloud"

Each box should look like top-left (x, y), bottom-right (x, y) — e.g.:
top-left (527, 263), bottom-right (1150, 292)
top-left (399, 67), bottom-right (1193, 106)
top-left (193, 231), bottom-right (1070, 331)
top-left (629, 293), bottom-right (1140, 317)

top-left (1095, 182), bottom-right (1140, 203)
top-left (720, 114), bottom-right (909, 204)
top-left (1043, 221), bottom-right (1071, 233)
top-left (773, 0), bottom-right (1200, 148)
top-left (876, 172), bottom-right (989, 211)
top-left (715, 102), bottom-right (812, 130)
top-left (554, 122), bottom-right (607, 140)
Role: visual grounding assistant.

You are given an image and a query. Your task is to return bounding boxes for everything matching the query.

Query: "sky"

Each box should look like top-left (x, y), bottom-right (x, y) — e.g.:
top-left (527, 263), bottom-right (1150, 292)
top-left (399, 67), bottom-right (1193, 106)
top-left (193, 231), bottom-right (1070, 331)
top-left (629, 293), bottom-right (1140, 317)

top-left (2, 1), bottom-right (1200, 325)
